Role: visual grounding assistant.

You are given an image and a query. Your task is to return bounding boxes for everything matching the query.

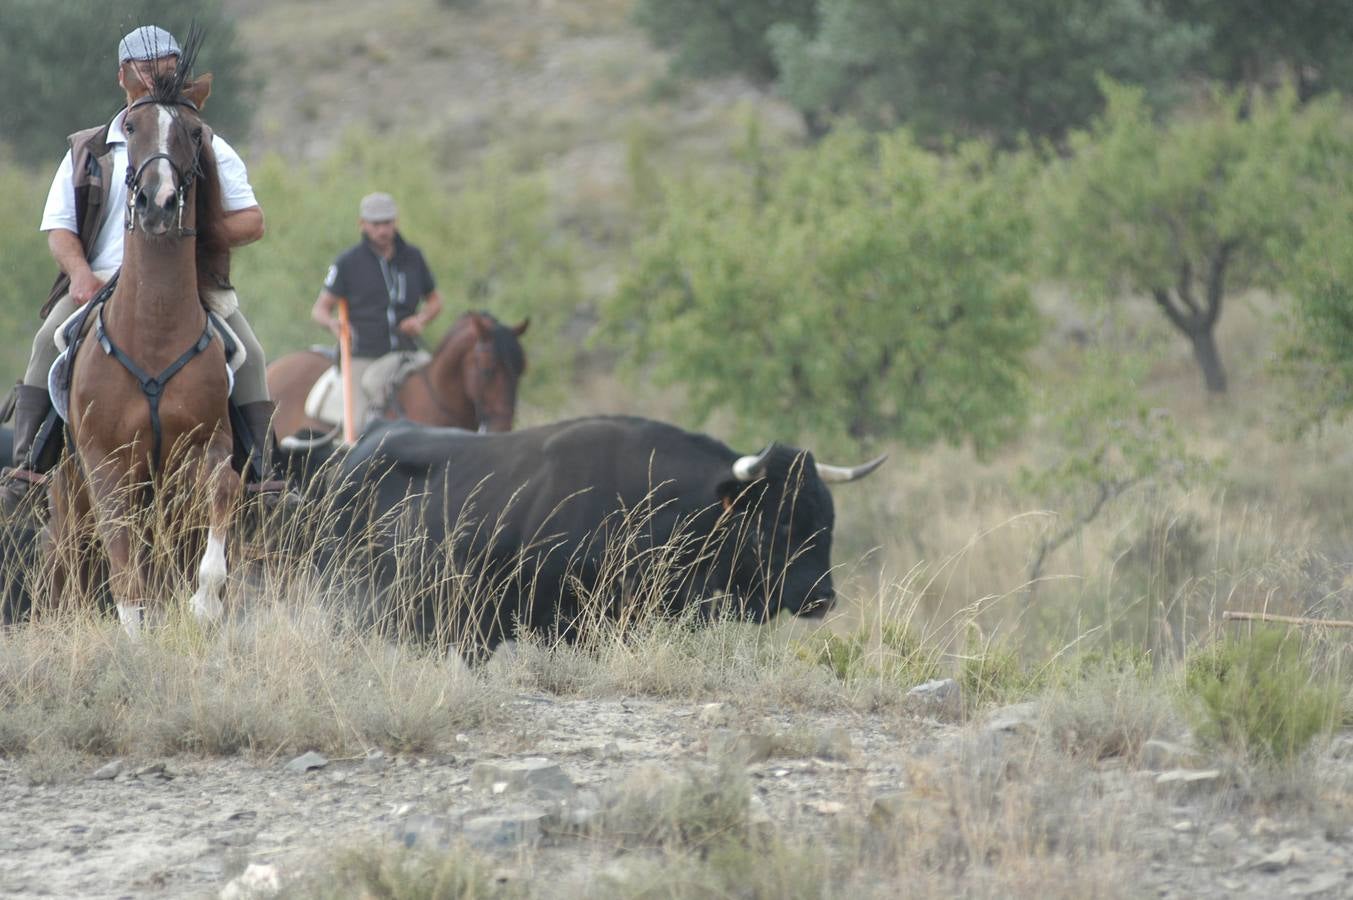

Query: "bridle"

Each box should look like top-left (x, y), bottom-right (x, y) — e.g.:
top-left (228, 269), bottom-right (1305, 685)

top-left (123, 95), bottom-right (203, 237)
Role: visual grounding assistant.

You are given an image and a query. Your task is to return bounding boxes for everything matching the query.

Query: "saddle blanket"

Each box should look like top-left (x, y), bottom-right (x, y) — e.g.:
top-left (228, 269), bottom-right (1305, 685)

top-left (303, 349), bottom-right (430, 427)
top-left (49, 302), bottom-right (247, 423)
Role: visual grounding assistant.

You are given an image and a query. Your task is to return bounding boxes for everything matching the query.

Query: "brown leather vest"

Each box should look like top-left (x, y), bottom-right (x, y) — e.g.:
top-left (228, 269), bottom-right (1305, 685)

top-left (40, 118), bottom-right (223, 317)
top-left (41, 123), bottom-right (116, 317)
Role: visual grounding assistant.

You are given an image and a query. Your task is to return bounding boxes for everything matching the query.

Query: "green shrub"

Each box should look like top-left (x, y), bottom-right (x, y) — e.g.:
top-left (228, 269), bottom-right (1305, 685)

top-left (959, 639), bottom-right (1042, 711)
top-left (800, 623), bottom-right (938, 687)
top-left (1184, 630), bottom-right (1340, 765)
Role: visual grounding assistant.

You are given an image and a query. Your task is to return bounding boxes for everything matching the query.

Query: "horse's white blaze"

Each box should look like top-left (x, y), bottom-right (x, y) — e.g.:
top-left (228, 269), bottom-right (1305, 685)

top-left (149, 106), bottom-right (177, 210)
top-left (117, 602), bottom-right (143, 639)
top-left (190, 528), bottom-right (227, 623)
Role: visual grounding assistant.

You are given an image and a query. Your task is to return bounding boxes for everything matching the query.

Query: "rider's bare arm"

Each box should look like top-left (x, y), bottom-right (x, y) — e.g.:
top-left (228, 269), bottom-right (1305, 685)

top-left (312, 289), bottom-right (344, 339)
top-left (48, 228), bottom-right (103, 305)
top-left (221, 206), bottom-right (265, 248)
top-left (398, 290), bottom-right (443, 335)
top-left (419, 290), bottom-right (443, 327)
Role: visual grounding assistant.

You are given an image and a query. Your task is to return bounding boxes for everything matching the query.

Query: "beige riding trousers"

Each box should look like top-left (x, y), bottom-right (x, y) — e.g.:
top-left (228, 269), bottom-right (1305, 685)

top-left (25, 274), bottom-right (269, 406)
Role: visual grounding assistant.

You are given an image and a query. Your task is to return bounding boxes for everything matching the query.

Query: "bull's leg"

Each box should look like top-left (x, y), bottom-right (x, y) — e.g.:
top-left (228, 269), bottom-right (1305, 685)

top-left (189, 450), bottom-right (239, 625)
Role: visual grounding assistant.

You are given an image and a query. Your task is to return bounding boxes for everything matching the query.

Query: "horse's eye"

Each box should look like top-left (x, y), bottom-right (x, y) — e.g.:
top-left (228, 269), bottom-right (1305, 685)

top-left (125, 123), bottom-right (135, 135)
top-left (191, 127), bottom-right (203, 141)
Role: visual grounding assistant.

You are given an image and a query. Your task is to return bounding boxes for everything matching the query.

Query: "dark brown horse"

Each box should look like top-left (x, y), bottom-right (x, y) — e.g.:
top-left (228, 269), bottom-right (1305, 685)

top-left (266, 311), bottom-right (529, 440)
top-left (50, 61), bottom-right (237, 637)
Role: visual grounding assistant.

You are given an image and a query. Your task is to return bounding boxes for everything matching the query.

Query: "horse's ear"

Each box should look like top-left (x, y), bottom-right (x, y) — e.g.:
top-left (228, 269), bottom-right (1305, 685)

top-left (513, 318), bottom-right (530, 336)
top-left (184, 73), bottom-right (213, 111)
top-left (471, 313), bottom-right (492, 339)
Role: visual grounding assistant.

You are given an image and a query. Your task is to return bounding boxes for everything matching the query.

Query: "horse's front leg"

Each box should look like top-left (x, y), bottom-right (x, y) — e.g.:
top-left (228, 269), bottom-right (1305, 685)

top-left (85, 458), bottom-right (148, 637)
top-left (189, 447), bottom-right (240, 625)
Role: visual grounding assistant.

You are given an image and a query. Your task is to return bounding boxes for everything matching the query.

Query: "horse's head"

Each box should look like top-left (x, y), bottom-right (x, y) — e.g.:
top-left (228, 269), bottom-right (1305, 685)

top-left (122, 72), bottom-right (212, 238)
top-left (463, 312), bottom-right (529, 432)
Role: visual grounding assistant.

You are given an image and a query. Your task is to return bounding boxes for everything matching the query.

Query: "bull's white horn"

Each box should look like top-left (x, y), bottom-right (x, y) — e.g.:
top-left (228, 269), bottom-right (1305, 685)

top-left (816, 454), bottom-right (888, 484)
top-left (732, 444), bottom-right (775, 481)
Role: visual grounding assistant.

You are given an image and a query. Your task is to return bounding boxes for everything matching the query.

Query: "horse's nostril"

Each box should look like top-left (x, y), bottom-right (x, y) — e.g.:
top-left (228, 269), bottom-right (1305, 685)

top-left (135, 192), bottom-right (148, 210)
top-left (163, 193), bottom-right (177, 211)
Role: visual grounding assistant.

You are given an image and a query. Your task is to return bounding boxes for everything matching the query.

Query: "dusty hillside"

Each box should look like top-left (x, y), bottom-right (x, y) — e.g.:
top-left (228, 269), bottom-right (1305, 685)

top-left (225, 0), bottom-right (801, 231)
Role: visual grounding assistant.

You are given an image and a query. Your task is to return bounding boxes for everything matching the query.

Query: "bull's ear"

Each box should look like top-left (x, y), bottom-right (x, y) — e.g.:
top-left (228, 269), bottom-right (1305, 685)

top-left (184, 73), bottom-right (213, 110)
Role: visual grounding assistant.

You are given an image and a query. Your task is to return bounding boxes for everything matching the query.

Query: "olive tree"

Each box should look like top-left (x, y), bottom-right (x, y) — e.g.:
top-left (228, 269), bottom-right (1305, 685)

top-left (1041, 83), bottom-right (1340, 395)
top-left (0, 0), bottom-right (253, 166)
top-left (600, 128), bottom-right (1041, 454)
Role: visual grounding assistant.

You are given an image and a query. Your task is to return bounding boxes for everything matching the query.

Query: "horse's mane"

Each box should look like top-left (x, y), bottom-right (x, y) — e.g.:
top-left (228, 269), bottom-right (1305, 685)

top-left (144, 25), bottom-right (231, 290)
top-left (438, 311), bottom-right (527, 376)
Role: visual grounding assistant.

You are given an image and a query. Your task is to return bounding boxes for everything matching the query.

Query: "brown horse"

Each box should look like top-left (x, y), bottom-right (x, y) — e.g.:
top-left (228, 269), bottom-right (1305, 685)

top-left (266, 311), bottom-right (529, 440)
top-left (50, 60), bottom-right (237, 637)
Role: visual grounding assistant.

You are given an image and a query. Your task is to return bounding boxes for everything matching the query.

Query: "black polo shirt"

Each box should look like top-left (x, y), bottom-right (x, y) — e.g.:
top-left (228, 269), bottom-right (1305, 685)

top-left (323, 233), bottom-right (436, 358)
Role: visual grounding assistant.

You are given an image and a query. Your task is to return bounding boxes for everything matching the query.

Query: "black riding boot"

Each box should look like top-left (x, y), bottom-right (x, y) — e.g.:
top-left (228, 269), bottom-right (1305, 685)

top-left (236, 400), bottom-right (300, 508)
top-left (0, 384), bottom-right (60, 515)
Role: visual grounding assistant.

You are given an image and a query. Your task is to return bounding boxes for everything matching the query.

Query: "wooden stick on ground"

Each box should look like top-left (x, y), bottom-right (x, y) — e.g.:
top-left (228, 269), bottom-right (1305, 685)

top-left (1223, 611), bottom-right (1353, 629)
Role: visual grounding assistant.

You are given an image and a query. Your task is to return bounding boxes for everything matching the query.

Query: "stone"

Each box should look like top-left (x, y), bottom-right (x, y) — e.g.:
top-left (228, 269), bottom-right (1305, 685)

top-left (698, 703), bottom-right (732, 728)
top-left (869, 792), bottom-right (912, 826)
top-left (706, 730), bottom-right (775, 764)
top-left (219, 863), bottom-right (281, 899)
top-left (462, 812), bottom-right (546, 851)
top-left (91, 759), bottom-right (125, 781)
top-left (984, 702), bottom-right (1041, 736)
top-left (1153, 769), bottom-right (1223, 796)
top-left (905, 678), bottom-right (961, 717)
top-left (1208, 823), bottom-right (1240, 848)
top-left (813, 727), bottom-right (853, 761)
top-left (1251, 817), bottom-right (1282, 838)
top-left (1251, 846), bottom-right (1305, 873)
top-left (393, 814), bottom-right (457, 850)
top-left (469, 758), bottom-right (576, 798)
top-left (283, 751), bottom-right (328, 775)
top-left (135, 762), bottom-right (166, 779)
top-left (1140, 739), bottom-right (1205, 772)
top-left (364, 750), bottom-right (389, 773)
top-left (1289, 873), bottom-right (1347, 896)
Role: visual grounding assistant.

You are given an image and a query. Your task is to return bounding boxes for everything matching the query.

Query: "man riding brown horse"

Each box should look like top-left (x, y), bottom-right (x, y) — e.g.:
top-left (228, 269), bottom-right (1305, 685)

top-left (309, 192), bottom-right (444, 431)
top-left (0, 25), bottom-right (287, 512)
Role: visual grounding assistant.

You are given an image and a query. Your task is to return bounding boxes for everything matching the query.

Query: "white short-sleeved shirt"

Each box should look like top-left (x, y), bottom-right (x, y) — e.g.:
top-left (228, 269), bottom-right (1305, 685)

top-left (39, 108), bottom-right (258, 273)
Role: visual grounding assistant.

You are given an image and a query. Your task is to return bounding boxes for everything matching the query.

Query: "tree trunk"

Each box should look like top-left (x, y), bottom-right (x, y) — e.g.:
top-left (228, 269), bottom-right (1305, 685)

top-left (1188, 326), bottom-right (1228, 395)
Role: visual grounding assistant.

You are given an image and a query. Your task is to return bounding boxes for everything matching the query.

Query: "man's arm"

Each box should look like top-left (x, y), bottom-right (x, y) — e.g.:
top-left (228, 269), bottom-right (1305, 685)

top-left (398, 290), bottom-right (443, 336)
top-left (47, 229), bottom-right (104, 305)
top-left (222, 206), bottom-right (265, 248)
top-left (312, 288), bottom-right (344, 339)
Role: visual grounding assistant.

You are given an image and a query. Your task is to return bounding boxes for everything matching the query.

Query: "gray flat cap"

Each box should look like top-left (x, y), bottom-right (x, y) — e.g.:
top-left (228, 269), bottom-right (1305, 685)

top-left (118, 26), bottom-right (181, 64)
top-left (359, 192), bottom-right (398, 221)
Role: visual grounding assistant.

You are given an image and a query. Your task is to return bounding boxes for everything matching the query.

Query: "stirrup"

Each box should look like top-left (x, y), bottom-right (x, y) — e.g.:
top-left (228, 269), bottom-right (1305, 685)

top-left (243, 478), bottom-right (301, 509)
top-left (0, 467), bottom-right (48, 489)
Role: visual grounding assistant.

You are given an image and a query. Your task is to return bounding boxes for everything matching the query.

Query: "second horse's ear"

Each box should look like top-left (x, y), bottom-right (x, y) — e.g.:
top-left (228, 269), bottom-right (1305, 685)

top-left (513, 317), bottom-right (530, 336)
top-left (184, 73), bottom-right (213, 110)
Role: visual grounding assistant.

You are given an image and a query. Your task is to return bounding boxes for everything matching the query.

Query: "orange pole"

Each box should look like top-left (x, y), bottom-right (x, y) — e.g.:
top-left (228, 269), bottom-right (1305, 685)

top-left (337, 301), bottom-right (356, 444)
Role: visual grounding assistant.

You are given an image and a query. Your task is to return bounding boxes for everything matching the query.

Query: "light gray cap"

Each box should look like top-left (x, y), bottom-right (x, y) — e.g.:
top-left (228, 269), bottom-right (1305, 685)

top-left (118, 26), bottom-right (181, 64)
top-left (359, 192), bottom-right (398, 222)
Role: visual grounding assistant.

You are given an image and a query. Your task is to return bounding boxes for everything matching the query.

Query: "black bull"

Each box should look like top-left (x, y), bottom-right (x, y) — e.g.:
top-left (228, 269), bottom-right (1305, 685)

top-left (283, 416), bottom-right (885, 651)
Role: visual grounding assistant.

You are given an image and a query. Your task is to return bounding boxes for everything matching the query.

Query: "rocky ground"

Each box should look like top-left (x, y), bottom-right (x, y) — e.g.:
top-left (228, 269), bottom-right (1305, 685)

top-left (3, 683), bottom-right (1351, 899)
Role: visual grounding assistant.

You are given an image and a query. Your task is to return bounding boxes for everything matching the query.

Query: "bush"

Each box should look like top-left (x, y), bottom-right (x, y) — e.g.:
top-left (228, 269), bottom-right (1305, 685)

top-left (603, 128), bottom-right (1040, 456)
top-left (1184, 629), bottom-right (1340, 765)
top-left (959, 640), bottom-right (1042, 711)
top-left (800, 623), bottom-right (939, 687)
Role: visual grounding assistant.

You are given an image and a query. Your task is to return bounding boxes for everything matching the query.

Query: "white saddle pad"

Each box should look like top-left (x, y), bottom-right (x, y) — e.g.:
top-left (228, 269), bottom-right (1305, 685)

top-left (50, 312), bottom-right (247, 423)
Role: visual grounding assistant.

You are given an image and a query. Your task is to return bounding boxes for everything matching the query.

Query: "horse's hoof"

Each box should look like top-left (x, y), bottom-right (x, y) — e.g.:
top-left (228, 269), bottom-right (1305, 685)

top-left (190, 591), bottom-right (223, 624)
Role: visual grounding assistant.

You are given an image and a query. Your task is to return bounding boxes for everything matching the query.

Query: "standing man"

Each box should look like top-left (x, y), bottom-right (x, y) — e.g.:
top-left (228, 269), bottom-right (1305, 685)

top-left (0, 25), bottom-right (285, 508)
top-left (311, 192), bottom-right (443, 428)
